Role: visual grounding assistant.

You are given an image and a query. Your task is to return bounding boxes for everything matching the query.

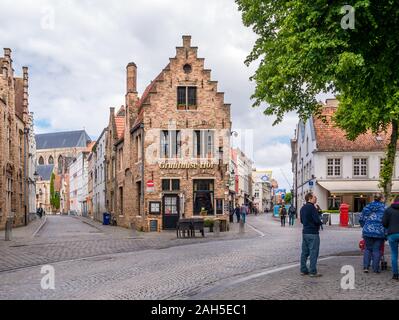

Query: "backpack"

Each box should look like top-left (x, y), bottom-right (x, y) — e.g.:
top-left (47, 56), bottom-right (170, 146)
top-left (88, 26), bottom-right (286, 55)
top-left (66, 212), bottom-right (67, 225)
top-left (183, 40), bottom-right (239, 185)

top-left (280, 207), bottom-right (287, 216)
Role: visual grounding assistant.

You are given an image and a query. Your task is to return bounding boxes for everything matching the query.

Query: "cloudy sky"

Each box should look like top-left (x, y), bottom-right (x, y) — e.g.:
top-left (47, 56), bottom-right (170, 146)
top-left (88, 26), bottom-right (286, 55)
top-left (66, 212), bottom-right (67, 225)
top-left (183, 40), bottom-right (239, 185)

top-left (0, 0), bottom-right (314, 190)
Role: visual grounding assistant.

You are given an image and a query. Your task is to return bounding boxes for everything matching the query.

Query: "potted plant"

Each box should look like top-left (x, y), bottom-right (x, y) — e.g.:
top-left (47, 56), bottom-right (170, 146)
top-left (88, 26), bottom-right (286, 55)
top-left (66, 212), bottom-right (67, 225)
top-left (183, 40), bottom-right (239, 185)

top-left (204, 219), bottom-right (214, 233)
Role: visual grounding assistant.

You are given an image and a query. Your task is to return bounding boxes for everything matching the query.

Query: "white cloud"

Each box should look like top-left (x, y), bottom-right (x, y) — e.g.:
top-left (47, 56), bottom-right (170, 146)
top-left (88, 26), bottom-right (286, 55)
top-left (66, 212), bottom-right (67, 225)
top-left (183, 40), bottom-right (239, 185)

top-left (0, 0), bottom-right (298, 188)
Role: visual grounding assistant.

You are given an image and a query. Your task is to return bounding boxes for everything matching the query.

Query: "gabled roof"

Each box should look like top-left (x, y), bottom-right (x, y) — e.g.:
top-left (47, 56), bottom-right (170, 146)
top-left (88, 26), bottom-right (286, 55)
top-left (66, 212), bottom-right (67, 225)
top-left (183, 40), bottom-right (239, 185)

top-left (37, 164), bottom-right (55, 181)
top-left (131, 64), bottom-right (169, 130)
top-left (115, 116), bottom-right (125, 139)
top-left (313, 100), bottom-right (396, 152)
top-left (35, 130), bottom-right (91, 150)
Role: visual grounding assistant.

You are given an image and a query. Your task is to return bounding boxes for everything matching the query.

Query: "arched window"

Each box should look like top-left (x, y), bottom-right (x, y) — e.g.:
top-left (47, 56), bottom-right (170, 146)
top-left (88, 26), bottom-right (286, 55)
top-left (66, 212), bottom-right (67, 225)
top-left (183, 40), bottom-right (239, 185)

top-left (48, 156), bottom-right (54, 165)
top-left (38, 156), bottom-right (44, 165)
top-left (58, 155), bottom-right (63, 173)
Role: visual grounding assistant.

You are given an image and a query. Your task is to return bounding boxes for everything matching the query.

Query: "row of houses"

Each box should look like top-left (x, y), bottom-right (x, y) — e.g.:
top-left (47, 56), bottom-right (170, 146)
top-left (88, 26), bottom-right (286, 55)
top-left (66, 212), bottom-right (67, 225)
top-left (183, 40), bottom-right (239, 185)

top-left (34, 36), bottom-right (276, 232)
top-left (291, 98), bottom-right (399, 212)
top-left (0, 49), bottom-right (36, 230)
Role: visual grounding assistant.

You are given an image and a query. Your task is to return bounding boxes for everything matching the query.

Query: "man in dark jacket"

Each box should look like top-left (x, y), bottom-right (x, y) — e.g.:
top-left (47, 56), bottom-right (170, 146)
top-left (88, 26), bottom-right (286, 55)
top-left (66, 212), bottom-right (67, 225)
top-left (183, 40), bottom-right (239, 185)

top-left (288, 205), bottom-right (296, 226)
top-left (234, 204), bottom-right (241, 223)
top-left (300, 192), bottom-right (323, 277)
top-left (383, 196), bottom-right (399, 281)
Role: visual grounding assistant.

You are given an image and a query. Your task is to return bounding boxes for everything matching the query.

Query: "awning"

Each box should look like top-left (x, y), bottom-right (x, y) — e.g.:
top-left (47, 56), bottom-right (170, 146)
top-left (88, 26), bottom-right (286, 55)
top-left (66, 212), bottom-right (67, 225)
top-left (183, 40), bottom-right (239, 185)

top-left (317, 180), bottom-right (399, 194)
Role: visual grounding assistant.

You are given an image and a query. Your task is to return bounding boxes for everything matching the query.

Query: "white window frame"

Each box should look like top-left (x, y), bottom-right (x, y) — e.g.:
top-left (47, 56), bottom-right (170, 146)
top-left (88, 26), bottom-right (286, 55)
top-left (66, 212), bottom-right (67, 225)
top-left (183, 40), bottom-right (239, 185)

top-left (327, 158), bottom-right (342, 177)
top-left (353, 157), bottom-right (368, 177)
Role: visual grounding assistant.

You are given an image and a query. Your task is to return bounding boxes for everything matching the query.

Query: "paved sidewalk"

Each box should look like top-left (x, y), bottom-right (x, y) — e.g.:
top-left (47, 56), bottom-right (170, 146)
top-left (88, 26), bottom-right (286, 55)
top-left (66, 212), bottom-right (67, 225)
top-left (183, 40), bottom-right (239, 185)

top-left (195, 254), bottom-right (399, 300)
top-left (0, 216), bottom-right (47, 242)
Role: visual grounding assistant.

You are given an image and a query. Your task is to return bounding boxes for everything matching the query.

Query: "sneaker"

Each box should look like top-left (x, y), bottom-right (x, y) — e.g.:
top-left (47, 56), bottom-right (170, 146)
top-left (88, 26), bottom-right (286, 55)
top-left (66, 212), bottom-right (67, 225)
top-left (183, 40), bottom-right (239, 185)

top-left (300, 272), bottom-right (309, 276)
top-left (392, 274), bottom-right (399, 281)
top-left (363, 268), bottom-right (369, 273)
top-left (309, 273), bottom-right (322, 278)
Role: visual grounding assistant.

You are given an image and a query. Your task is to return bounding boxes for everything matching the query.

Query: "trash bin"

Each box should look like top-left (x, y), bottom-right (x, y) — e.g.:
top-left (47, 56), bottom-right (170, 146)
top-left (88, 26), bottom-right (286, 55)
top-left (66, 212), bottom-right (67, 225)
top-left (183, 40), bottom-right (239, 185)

top-left (103, 212), bottom-right (111, 225)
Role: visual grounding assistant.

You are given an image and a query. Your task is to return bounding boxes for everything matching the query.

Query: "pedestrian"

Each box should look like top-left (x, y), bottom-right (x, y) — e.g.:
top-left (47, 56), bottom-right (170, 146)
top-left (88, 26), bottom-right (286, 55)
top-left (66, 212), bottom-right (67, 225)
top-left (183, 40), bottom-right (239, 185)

top-left (288, 204), bottom-right (296, 226)
top-left (240, 203), bottom-right (248, 224)
top-left (300, 192), bottom-right (323, 277)
top-left (382, 195), bottom-right (399, 281)
top-left (229, 205), bottom-right (234, 223)
top-left (359, 193), bottom-right (386, 274)
top-left (234, 204), bottom-right (241, 223)
top-left (315, 203), bottom-right (323, 230)
top-left (36, 204), bottom-right (44, 219)
top-left (279, 203), bottom-right (287, 227)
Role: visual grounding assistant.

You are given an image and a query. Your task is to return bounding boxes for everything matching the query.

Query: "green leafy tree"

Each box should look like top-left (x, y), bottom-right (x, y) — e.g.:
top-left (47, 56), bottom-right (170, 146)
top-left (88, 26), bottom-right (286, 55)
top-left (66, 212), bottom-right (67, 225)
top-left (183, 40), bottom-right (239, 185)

top-left (50, 172), bottom-right (55, 211)
top-left (237, 0), bottom-right (399, 202)
top-left (284, 192), bottom-right (292, 204)
top-left (54, 192), bottom-right (60, 211)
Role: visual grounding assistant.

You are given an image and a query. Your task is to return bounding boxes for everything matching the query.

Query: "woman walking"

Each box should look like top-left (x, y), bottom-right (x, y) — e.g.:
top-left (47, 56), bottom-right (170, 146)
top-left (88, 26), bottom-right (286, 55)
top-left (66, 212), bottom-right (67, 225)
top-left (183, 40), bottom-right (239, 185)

top-left (359, 194), bottom-right (386, 274)
top-left (383, 196), bottom-right (399, 281)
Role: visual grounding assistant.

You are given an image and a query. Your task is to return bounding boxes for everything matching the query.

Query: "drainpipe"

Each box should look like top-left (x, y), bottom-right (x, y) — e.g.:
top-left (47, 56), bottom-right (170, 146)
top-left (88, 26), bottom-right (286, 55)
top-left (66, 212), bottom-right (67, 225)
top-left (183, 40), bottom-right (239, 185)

top-left (24, 127), bottom-right (29, 226)
top-left (140, 124), bottom-right (145, 219)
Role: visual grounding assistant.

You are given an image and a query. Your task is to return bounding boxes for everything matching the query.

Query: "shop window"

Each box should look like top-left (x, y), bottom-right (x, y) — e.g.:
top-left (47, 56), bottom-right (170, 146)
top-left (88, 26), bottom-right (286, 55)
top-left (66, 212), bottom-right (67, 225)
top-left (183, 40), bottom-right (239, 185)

top-left (193, 179), bottom-right (214, 216)
top-left (328, 196), bottom-right (342, 210)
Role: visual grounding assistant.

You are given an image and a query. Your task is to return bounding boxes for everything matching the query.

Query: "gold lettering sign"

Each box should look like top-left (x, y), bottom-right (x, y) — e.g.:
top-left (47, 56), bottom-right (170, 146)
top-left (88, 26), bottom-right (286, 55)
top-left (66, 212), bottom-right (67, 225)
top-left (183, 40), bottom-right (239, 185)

top-left (159, 162), bottom-right (214, 169)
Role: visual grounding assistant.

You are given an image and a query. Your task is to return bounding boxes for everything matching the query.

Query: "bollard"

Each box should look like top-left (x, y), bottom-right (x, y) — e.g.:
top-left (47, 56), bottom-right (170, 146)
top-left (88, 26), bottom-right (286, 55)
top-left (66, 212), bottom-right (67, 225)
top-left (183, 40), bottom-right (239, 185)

top-left (239, 220), bottom-right (245, 234)
top-left (214, 220), bottom-right (220, 237)
top-left (5, 217), bottom-right (12, 241)
top-left (130, 222), bottom-right (137, 236)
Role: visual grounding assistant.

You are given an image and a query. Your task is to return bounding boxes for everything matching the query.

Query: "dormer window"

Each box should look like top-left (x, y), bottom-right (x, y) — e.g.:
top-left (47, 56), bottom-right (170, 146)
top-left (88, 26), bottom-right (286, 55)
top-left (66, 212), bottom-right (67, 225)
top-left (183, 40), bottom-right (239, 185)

top-left (177, 86), bottom-right (197, 110)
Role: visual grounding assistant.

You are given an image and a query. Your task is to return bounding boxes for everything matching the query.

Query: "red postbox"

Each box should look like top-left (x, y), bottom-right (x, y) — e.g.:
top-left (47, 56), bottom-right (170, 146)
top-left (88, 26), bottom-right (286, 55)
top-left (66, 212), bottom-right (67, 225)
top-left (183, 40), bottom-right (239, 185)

top-left (340, 203), bottom-right (350, 227)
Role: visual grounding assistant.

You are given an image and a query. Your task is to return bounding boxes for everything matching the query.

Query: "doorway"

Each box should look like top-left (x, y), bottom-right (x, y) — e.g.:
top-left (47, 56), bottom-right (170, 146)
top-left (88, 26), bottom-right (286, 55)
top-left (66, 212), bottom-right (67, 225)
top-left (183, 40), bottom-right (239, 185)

top-left (162, 194), bottom-right (179, 230)
top-left (354, 196), bottom-right (367, 212)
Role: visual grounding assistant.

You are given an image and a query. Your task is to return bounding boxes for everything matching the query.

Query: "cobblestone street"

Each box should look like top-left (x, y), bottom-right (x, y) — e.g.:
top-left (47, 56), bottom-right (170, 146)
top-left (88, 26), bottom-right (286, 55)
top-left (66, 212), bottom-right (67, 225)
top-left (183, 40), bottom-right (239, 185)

top-left (0, 213), bottom-right (386, 300)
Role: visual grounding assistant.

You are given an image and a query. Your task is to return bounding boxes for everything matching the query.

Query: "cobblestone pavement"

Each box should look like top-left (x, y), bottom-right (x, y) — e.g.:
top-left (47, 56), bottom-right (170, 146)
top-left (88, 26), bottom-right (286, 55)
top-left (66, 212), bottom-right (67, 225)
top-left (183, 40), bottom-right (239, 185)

top-left (0, 215), bottom-right (257, 273)
top-left (198, 255), bottom-right (399, 300)
top-left (0, 213), bottom-right (370, 300)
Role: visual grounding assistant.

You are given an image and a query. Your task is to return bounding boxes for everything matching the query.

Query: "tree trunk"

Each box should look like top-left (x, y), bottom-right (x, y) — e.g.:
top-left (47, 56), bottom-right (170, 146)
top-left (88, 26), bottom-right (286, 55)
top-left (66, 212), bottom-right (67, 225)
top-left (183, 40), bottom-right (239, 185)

top-left (381, 119), bottom-right (399, 204)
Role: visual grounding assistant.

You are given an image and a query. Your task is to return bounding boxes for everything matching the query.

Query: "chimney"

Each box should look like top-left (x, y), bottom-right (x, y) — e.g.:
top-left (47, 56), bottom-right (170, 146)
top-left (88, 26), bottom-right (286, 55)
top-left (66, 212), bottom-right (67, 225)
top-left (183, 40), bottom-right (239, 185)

top-left (4, 48), bottom-right (11, 59)
top-left (182, 35), bottom-right (191, 48)
top-left (126, 62), bottom-right (137, 93)
top-left (110, 107), bottom-right (115, 116)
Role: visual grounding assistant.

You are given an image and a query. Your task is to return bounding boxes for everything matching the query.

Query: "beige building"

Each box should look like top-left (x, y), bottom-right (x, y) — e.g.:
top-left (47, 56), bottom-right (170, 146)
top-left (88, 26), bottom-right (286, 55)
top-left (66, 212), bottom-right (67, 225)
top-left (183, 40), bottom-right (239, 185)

top-left (0, 48), bottom-right (32, 229)
top-left (105, 36), bottom-right (232, 231)
top-left (35, 164), bottom-right (54, 214)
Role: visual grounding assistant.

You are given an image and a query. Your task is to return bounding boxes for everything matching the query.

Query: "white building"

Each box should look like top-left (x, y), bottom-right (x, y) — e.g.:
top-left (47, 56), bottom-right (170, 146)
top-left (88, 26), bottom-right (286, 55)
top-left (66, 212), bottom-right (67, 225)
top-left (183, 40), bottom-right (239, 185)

top-left (252, 170), bottom-right (273, 212)
top-left (69, 152), bottom-right (90, 216)
top-left (234, 148), bottom-right (254, 206)
top-left (291, 98), bottom-right (399, 212)
top-left (92, 128), bottom-right (107, 222)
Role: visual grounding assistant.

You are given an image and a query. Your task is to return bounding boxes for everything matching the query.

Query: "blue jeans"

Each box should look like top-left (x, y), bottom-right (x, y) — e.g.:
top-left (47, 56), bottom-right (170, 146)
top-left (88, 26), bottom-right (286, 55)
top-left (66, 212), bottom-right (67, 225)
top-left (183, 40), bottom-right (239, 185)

top-left (363, 236), bottom-right (384, 272)
top-left (300, 234), bottom-right (320, 274)
top-left (241, 213), bottom-right (246, 223)
top-left (388, 233), bottom-right (399, 275)
top-left (289, 215), bottom-right (295, 226)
